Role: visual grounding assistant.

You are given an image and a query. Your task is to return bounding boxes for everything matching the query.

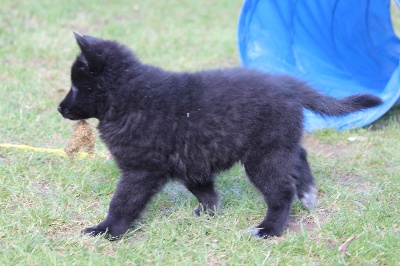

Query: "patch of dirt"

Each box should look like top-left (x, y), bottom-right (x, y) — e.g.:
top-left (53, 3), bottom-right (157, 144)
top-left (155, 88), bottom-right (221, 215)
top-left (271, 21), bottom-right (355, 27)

top-left (287, 208), bottom-right (334, 234)
top-left (302, 135), bottom-right (372, 191)
top-left (30, 181), bottom-right (64, 198)
top-left (127, 228), bottom-right (150, 246)
top-left (0, 155), bottom-right (11, 164)
top-left (287, 216), bottom-right (317, 233)
top-left (31, 181), bottom-right (52, 197)
top-left (302, 135), bottom-right (349, 158)
top-left (334, 173), bottom-right (371, 191)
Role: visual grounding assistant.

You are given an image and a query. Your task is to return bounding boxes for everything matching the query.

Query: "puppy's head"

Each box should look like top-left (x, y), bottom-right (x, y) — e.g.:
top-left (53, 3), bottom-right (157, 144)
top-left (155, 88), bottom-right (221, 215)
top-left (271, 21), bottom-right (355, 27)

top-left (58, 33), bottom-right (119, 120)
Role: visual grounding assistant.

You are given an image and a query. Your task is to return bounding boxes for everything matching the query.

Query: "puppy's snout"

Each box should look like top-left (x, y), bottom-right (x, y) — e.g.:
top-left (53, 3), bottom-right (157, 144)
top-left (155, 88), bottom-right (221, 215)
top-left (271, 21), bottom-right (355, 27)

top-left (58, 105), bottom-right (69, 115)
top-left (57, 105), bottom-right (67, 115)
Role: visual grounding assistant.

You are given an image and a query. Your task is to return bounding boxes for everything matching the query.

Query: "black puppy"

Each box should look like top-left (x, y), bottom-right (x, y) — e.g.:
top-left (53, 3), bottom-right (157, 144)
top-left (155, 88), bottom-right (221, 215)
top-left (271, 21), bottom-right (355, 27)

top-left (58, 33), bottom-right (382, 239)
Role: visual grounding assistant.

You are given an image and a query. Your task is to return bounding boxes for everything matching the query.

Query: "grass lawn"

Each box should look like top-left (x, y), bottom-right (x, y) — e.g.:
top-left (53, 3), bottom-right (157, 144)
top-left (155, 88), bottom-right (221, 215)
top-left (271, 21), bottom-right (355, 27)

top-left (1, 0), bottom-right (399, 265)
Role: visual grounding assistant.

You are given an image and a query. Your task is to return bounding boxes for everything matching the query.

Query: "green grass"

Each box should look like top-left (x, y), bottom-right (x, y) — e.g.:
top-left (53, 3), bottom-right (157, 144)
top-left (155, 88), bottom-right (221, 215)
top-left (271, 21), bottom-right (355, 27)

top-left (1, 0), bottom-right (400, 265)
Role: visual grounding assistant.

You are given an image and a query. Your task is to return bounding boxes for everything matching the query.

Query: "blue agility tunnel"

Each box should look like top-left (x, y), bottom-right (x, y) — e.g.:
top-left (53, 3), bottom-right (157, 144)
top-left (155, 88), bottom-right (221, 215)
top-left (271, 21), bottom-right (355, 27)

top-left (238, 0), bottom-right (400, 132)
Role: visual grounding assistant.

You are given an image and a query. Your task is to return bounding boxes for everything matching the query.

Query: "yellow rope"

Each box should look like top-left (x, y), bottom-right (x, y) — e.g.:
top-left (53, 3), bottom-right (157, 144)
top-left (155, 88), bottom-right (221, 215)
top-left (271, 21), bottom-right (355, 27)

top-left (0, 143), bottom-right (107, 159)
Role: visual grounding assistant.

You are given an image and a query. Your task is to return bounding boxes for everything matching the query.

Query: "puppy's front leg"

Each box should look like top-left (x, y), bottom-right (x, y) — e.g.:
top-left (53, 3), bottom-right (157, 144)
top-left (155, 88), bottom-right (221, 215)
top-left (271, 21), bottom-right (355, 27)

top-left (83, 170), bottom-right (168, 240)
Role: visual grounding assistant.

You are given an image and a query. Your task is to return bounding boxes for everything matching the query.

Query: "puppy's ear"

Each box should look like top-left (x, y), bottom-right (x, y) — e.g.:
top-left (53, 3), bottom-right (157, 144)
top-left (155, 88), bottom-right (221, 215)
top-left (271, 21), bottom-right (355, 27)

top-left (73, 32), bottom-right (104, 73)
top-left (74, 32), bottom-right (101, 50)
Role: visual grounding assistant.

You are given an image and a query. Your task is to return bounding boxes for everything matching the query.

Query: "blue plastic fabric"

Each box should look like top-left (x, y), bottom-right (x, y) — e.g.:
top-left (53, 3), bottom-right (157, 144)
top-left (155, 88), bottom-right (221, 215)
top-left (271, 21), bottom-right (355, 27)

top-left (238, 0), bottom-right (400, 132)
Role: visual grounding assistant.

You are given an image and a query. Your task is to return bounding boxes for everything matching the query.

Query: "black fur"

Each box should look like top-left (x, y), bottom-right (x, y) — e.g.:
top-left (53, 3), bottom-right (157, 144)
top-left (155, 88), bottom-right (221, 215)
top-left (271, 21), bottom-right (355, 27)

top-left (58, 34), bottom-right (382, 240)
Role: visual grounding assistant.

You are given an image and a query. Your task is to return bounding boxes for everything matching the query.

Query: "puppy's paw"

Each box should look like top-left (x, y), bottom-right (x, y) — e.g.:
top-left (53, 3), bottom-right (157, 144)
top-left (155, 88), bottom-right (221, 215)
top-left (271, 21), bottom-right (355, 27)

top-left (246, 226), bottom-right (280, 239)
top-left (82, 226), bottom-right (120, 241)
top-left (82, 226), bottom-right (106, 237)
top-left (193, 205), bottom-right (217, 217)
top-left (245, 226), bottom-right (260, 236)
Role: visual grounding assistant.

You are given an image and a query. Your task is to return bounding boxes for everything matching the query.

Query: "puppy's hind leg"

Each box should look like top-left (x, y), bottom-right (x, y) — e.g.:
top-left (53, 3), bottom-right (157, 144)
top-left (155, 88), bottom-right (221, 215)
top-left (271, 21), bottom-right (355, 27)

top-left (244, 149), bottom-right (297, 238)
top-left (294, 146), bottom-right (317, 210)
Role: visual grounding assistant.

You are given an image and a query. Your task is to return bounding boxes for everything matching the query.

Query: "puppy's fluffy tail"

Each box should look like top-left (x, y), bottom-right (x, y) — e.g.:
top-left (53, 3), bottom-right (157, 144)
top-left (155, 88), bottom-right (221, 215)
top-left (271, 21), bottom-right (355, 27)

top-left (298, 83), bottom-right (382, 116)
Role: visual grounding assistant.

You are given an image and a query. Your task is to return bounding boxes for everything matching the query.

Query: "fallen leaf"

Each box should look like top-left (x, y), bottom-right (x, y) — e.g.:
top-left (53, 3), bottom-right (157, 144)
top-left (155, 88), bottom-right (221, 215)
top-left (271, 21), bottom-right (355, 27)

top-left (0, 155), bottom-right (11, 164)
top-left (338, 234), bottom-right (358, 255)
